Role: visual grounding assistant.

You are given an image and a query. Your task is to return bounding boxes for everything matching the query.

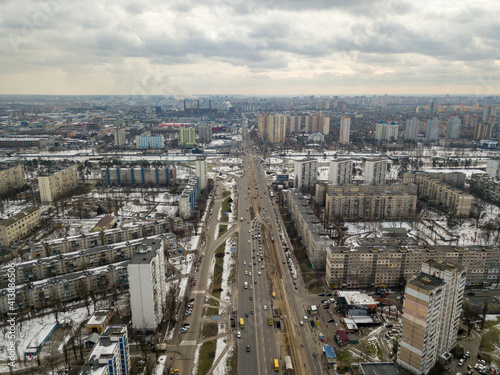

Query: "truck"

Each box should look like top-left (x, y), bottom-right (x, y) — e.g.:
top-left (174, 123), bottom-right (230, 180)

top-left (244, 282), bottom-right (248, 289)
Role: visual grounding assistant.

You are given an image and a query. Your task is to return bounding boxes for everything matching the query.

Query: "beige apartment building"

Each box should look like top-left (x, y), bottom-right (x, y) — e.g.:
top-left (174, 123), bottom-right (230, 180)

top-left (324, 184), bottom-right (417, 221)
top-left (0, 207), bottom-right (40, 246)
top-left (0, 164), bottom-right (26, 197)
top-left (397, 261), bottom-right (466, 375)
top-left (408, 173), bottom-right (473, 216)
top-left (38, 164), bottom-right (79, 203)
top-left (325, 244), bottom-right (498, 289)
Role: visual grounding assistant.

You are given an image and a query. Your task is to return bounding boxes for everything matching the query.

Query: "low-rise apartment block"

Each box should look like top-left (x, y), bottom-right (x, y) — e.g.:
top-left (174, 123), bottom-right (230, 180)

top-left (38, 164), bottom-right (79, 203)
top-left (324, 184), bottom-right (417, 221)
top-left (0, 207), bottom-right (41, 246)
top-left (0, 164), bottom-right (26, 197)
top-left (325, 244), bottom-right (498, 289)
top-left (470, 173), bottom-right (500, 205)
top-left (284, 189), bottom-right (332, 269)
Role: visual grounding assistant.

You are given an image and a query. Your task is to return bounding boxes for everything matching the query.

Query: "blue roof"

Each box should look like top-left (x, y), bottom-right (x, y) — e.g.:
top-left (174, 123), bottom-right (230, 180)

top-left (324, 344), bottom-right (336, 359)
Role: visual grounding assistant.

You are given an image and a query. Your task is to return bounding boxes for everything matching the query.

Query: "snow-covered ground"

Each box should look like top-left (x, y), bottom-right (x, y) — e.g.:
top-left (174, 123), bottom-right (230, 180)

top-left (153, 355), bottom-right (167, 375)
top-left (169, 254), bottom-right (195, 275)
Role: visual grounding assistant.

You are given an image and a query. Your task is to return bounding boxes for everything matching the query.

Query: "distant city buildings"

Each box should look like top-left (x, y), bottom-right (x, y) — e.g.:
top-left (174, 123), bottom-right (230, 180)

top-left (258, 113), bottom-right (286, 143)
top-left (0, 164), bottom-right (26, 197)
top-left (179, 127), bottom-right (196, 148)
top-left (102, 167), bottom-right (176, 186)
top-left (38, 164), bottom-right (79, 203)
top-left (128, 238), bottom-right (166, 331)
top-left (397, 261), bottom-right (466, 375)
top-left (474, 122), bottom-right (493, 140)
top-left (483, 105), bottom-right (497, 123)
top-left (135, 133), bottom-right (164, 149)
top-left (339, 116), bottom-right (351, 144)
top-left (294, 158), bottom-right (318, 192)
top-left (446, 115), bottom-right (461, 139)
top-left (364, 158), bottom-right (387, 185)
top-left (486, 159), bottom-right (500, 181)
top-left (375, 121), bottom-right (399, 141)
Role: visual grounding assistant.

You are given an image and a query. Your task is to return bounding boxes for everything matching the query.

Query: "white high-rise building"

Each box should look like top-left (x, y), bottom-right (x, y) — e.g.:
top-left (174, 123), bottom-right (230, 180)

top-left (364, 158), bottom-right (387, 185)
top-left (294, 158), bottom-right (318, 192)
top-left (447, 115), bottom-right (461, 139)
top-left (38, 165), bottom-right (79, 203)
top-left (406, 117), bottom-right (419, 141)
top-left (195, 158), bottom-right (207, 189)
top-left (486, 159), bottom-right (500, 181)
top-left (128, 238), bottom-right (166, 331)
top-left (426, 117), bottom-right (440, 141)
top-left (339, 116), bottom-right (351, 144)
top-left (375, 121), bottom-right (399, 141)
top-left (328, 160), bottom-right (353, 185)
top-left (397, 261), bottom-right (466, 375)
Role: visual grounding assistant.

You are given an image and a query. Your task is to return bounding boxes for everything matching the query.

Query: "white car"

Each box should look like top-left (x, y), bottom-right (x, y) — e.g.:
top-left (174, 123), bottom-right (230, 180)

top-left (249, 272), bottom-right (252, 277)
top-left (250, 285), bottom-right (253, 290)
top-left (264, 305), bottom-right (267, 310)
top-left (243, 261), bottom-right (246, 265)
top-left (237, 331), bottom-right (241, 338)
top-left (248, 240), bottom-right (251, 243)
top-left (258, 272), bottom-right (261, 276)
top-left (245, 271), bottom-right (248, 275)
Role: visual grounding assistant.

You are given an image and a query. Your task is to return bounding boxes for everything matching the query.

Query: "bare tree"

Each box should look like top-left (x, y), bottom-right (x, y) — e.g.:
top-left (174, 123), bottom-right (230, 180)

top-left (462, 301), bottom-right (480, 336)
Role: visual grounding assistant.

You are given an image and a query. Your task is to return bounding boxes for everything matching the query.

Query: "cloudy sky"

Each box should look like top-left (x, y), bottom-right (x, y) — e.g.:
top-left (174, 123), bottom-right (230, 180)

top-left (1, 0), bottom-right (499, 96)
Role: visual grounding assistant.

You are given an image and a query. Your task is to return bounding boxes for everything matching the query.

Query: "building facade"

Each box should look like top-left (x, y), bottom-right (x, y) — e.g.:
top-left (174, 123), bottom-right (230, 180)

top-left (38, 164), bottom-right (79, 203)
top-left (135, 134), bottom-right (164, 149)
top-left (113, 127), bottom-right (126, 146)
top-left (375, 122), bottom-right (399, 141)
top-left (179, 177), bottom-right (200, 218)
top-left (0, 207), bottom-right (41, 246)
top-left (470, 174), bottom-right (500, 205)
top-left (198, 123), bottom-right (213, 143)
top-left (474, 123), bottom-right (492, 140)
top-left (294, 158), bottom-right (318, 192)
top-left (329, 159), bottom-right (353, 186)
top-left (102, 167), bottom-right (176, 186)
top-left (397, 261), bottom-right (466, 375)
top-left (128, 238), bottom-right (166, 331)
top-left (364, 158), bottom-right (387, 185)
top-left (325, 245), bottom-right (495, 290)
top-left (486, 159), bottom-right (500, 181)
top-left (339, 116), bottom-right (351, 144)
top-left (406, 117), bottom-right (419, 141)
top-left (195, 158), bottom-right (208, 190)
top-left (179, 127), bottom-right (196, 148)
top-left (0, 164), bottom-right (26, 197)
top-left (446, 115), bottom-right (461, 139)
top-left (325, 184), bottom-right (417, 221)
top-left (426, 117), bottom-right (440, 141)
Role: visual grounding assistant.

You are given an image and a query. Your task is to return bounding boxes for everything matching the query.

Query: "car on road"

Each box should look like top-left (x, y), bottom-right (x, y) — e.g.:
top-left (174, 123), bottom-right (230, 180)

top-left (258, 272), bottom-right (261, 276)
top-left (482, 289), bottom-right (488, 292)
top-left (264, 305), bottom-right (267, 310)
top-left (248, 240), bottom-right (251, 243)
top-left (188, 298), bottom-right (195, 302)
top-left (249, 263), bottom-right (252, 267)
top-left (254, 280), bottom-right (257, 284)
top-left (245, 312), bottom-right (249, 317)
top-left (243, 261), bottom-right (246, 265)
top-left (318, 293), bottom-right (325, 296)
top-left (246, 345), bottom-right (250, 352)
top-left (250, 296), bottom-right (253, 300)
top-left (251, 309), bottom-right (254, 315)
top-left (237, 331), bottom-right (241, 338)
top-left (250, 285), bottom-right (253, 290)
top-left (245, 271), bottom-right (248, 275)
top-left (458, 358), bottom-right (465, 366)
top-left (293, 281), bottom-right (297, 285)
top-left (249, 272), bottom-right (252, 277)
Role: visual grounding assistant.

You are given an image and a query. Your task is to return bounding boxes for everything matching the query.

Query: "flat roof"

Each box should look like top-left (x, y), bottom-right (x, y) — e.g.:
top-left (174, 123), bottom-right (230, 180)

top-left (360, 362), bottom-right (401, 375)
top-left (337, 291), bottom-right (377, 306)
top-left (409, 273), bottom-right (445, 291)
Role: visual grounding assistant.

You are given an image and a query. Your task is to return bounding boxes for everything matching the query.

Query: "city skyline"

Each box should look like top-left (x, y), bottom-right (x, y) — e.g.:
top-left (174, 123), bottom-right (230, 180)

top-left (1, 0), bottom-right (500, 96)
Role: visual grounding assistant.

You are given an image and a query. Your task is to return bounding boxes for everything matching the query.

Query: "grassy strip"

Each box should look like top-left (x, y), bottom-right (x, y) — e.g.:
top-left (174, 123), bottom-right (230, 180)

top-left (201, 322), bottom-right (218, 339)
top-left (211, 242), bottom-right (226, 299)
top-left (365, 340), bottom-right (383, 359)
top-left (480, 326), bottom-right (500, 352)
top-left (226, 350), bottom-right (236, 375)
top-left (197, 340), bottom-right (217, 375)
top-left (223, 190), bottom-right (231, 198)
top-left (221, 197), bottom-right (231, 223)
top-left (336, 349), bottom-right (361, 373)
top-left (218, 224), bottom-right (228, 237)
top-left (481, 316), bottom-right (500, 330)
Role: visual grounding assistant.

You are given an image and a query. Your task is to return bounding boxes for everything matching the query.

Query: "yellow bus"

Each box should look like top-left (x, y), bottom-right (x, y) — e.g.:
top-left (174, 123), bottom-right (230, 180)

top-left (273, 359), bottom-right (279, 371)
top-left (240, 318), bottom-right (244, 328)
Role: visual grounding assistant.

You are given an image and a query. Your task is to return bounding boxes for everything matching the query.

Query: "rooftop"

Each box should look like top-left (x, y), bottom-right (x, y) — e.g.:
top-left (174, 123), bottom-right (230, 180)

top-left (409, 272), bottom-right (445, 291)
top-left (359, 362), bottom-right (401, 375)
top-left (337, 291), bottom-right (377, 306)
top-left (87, 310), bottom-right (113, 326)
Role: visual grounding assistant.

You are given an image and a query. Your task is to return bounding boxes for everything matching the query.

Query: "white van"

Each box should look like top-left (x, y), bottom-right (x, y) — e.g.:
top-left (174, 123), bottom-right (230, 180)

top-left (304, 316), bottom-right (308, 322)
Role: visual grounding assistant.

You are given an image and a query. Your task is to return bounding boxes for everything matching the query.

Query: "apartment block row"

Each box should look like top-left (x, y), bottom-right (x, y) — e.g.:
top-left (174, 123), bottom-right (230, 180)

top-left (258, 112), bottom-right (331, 143)
top-left (38, 164), bottom-right (79, 203)
top-left (1, 235), bottom-right (171, 287)
top-left (404, 172), bottom-right (473, 216)
top-left (0, 164), bottom-right (26, 197)
top-left (470, 173), bottom-right (500, 205)
top-left (325, 244), bottom-right (499, 289)
top-left (30, 220), bottom-right (170, 258)
top-left (284, 189), bottom-right (332, 269)
top-left (101, 166), bottom-right (176, 186)
top-left (0, 207), bottom-right (41, 247)
top-left (0, 261), bottom-right (129, 314)
top-left (324, 184), bottom-right (417, 221)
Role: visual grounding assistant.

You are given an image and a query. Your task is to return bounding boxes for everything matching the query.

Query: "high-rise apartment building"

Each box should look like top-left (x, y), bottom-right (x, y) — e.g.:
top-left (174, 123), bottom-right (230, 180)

top-left (426, 117), bottom-right (440, 141)
top-left (483, 105), bottom-right (497, 121)
top-left (128, 238), bottom-right (166, 331)
top-left (405, 117), bottom-right (419, 141)
top-left (375, 122), bottom-right (399, 141)
top-left (38, 164), bottom-right (79, 203)
top-left (179, 127), bottom-right (196, 148)
top-left (397, 261), bottom-right (466, 375)
top-left (102, 167), bottom-right (176, 187)
top-left (464, 113), bottom-right (478, 128)
top-left (198, 123), bottom-right (213, 143)
top-left (288, 115), bottom-right (302, 134)
top-left (446, 115), bottom-right (461, 139)
top-left (114, 127), bottom-right (126, 146)
top-left (0, 164), bottom-right (25, 197)
top-left (328, 159), bottom-right (353, 186)
top-left (474, 122), bottom-right (492, 140)
top-left (294, 158), bottom-right (318, 192)
top-left (364, 158), bottom-right (387, 185)
top-left (303, 113), bottom-right (330, 135)
top-left (135, 134), bottom-right (164, 149)
top-left (486, 159), bottom-right (500, 181)
top-left (195, 158), bottom-right (207, 189)
top-left (339, 116), bottom-right (351, 144)
top-left (80, 325), bottom-right (131, 375)
top-left (179, 177), bottom-right (200, 218)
